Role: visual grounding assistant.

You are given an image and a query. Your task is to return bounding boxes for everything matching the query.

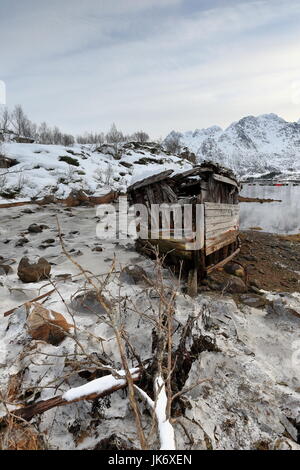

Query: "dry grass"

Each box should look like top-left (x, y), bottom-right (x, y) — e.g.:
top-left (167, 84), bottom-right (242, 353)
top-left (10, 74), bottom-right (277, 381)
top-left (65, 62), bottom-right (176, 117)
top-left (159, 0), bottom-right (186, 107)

top-left (0, 415), bottom-right (45, 450)
top-left (279, 233), bottom-right (300, 243)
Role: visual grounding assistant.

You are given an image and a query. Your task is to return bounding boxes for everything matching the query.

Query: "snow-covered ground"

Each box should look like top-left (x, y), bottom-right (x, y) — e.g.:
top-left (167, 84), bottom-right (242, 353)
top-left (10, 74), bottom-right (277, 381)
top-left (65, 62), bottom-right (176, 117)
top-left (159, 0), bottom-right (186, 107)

top-left (0, 142), bottom-right (192, 202)
top-left (165, 113), bottom-right (300, 178)
top-left (0, 205), bottom-right (299, 450)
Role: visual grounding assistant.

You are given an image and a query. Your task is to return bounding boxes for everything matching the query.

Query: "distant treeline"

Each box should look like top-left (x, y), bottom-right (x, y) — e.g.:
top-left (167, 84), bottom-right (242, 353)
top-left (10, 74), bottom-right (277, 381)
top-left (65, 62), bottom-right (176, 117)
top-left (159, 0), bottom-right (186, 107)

top-left (0, 105), bottom-right (150, 146)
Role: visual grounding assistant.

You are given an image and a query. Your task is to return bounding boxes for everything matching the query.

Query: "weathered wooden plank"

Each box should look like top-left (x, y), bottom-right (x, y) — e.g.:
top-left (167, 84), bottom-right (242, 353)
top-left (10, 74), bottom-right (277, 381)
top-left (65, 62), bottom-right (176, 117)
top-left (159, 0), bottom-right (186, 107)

top-left (205, 208), bottom-right (239, 218)
top-left (206, 232), bottom-right (238, 255)
top-left (213, 173), bottom-right (239, 188)
top-left (205, 202), bottom-right (239, 210)
top-left (127, 170), bottom-right (174, 192)
top-left (206, 225), bottom-right (238, 238)
top-left (206, 216), bottom-right (239, 228)
top-left (160, 183), bottom-right (178, 202)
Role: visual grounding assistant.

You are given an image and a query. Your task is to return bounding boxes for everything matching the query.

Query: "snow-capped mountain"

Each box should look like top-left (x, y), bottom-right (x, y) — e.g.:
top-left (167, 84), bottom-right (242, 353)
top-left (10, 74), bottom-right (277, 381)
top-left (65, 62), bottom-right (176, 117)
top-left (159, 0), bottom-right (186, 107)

top-left (165, 114), bottom-right (300, 177)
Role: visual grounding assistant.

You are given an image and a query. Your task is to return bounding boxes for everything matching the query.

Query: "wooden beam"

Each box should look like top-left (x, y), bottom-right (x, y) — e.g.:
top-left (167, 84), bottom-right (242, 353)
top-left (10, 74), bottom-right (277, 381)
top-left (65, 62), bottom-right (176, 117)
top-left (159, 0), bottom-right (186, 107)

top-left (127, 170), bottom-right (174, 192)
top-left (206, 247), bottom-right (240, 273)
top-left (213, 173), bottom-right (239, 188)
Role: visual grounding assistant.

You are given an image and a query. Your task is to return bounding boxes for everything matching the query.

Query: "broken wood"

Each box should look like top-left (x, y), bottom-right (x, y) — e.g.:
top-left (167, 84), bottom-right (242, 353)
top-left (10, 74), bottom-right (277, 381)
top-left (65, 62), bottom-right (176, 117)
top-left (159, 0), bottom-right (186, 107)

top-left (3, 289), bottom-right (55, 317)
top-left (0, 191), bottom-right (119, 210)
top-left (11, 369), bottom-right (141, 421)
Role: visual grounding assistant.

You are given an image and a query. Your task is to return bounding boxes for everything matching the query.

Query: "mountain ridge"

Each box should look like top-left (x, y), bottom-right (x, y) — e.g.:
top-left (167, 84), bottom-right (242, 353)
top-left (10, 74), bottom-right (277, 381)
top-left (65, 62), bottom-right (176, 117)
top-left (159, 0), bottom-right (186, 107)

top-left (165, 113), bottom-right (300, 178)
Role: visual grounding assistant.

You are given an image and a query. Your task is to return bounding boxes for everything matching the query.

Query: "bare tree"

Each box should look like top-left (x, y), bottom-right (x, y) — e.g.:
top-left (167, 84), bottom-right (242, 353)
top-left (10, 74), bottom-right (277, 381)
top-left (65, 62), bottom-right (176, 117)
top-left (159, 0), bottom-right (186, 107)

top-left (77, 132), bottom-right (105, 145)
top-left (131, 131), bottom-right (149, 143)
top-left (164, 133), bottom-right (182, 154)
top-left (0, 107), bottom-right (11, 134)
top-left (11, 105), bottom-right (34, 138)
top-left (106, 123), bottom-right (124, 144)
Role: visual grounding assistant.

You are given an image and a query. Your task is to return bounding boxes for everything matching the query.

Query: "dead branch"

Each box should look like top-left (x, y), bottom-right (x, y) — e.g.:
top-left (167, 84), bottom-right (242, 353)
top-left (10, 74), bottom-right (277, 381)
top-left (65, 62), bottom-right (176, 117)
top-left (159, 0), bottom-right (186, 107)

top-left (10, 369), bottom-right (141, 422)
top-left (3, 289), bottom-right (55, 317)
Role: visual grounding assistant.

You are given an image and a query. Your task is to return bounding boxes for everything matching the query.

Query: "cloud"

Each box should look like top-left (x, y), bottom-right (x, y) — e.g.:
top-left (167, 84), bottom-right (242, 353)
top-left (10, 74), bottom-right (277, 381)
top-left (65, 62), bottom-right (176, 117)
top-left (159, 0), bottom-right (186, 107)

top-left (1, 0), bottom-right (300, 137)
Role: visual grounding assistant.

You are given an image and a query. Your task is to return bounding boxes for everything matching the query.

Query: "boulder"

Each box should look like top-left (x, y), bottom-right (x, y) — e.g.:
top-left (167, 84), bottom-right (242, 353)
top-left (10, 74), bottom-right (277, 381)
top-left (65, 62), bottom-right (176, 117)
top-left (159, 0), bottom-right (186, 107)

top-left (26, 302), bottom-right (71, 346)
top-left (70, 290), bottom-right (111, 315)
top-left (18, 257), bottom-right (51, 283)
top-left (221, 275), bottom-right (247, 294)
top-left (28, 224), bottom-right (43, 233)
top-left (224, 262), bottom-right (245, 278)
top-left (119, 265), bottom-right (150, 285)
top-left (239, 294), bottom-right (267, 308)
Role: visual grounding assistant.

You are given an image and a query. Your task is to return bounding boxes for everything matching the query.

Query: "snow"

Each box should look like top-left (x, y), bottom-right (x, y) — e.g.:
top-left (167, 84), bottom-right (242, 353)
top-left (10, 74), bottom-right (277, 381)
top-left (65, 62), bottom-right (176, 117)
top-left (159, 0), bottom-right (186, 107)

top-left (0, 142), bottom-right (192, 202)
top-left (154, 376), bottom-right (176, 450)
top-left (63, 368), bottom-right (140, 402)
top-left (165, 113), bottom-right (300, 177)
top-left (134, 376), bottom-right (176, 450)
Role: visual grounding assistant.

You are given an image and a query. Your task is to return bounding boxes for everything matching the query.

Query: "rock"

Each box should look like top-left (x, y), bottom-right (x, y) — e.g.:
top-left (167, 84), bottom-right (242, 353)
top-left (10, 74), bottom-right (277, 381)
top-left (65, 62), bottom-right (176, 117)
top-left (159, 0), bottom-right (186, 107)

top-left (243, 254), bottom-right (258, 262)
top-left (22, 209), bottom-right (34, 214)
top-left (64, 189), bottom-right (90, 207)
top-left (92, 246), bottom-right (103, 252)
top-left (15, 237), bottom-right (29, 247)
top-left (119, 265), bottom-right (150, 285)
top-left (70, 290), bottom-right (111, 315)
top-left (93, 434), bottom-right (137, 450)
top-left (224, 262), bottom-right (245, 278)
top-left (26, 302), bottom-right (71, 346)
top-left (249, 278), bottom-right (261, 289)
top-left (17, 257), bottom-right (51, 283)
top-left (0, 265), bottom-right (13, 275)
top-left (271, 295), bottom-right (300, 319)
top-left (28, 224), bottom-right (43, 233)
top-left (69, 250), bottom-right (83, 257)
top-left (239, 294), bottom-right (267, 308)
top-left (221, 276), bottom-right (247, 293)
top-left (42, 239), bottom-right (55, 245)
top-left (54, 273), bottom-right (72, 281)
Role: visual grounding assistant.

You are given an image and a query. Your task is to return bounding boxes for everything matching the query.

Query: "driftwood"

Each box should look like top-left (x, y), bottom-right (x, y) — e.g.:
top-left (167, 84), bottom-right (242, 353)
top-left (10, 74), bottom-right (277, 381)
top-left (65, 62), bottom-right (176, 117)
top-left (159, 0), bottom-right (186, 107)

top-left (12, 370), bottom-right (141, 422)
top-left (0, 191), bottom-right (119, 210)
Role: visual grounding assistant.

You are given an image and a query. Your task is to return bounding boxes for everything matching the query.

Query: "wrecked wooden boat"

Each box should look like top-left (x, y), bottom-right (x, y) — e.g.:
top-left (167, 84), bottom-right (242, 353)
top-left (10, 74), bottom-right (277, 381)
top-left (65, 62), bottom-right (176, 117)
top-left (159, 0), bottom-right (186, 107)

top-left (127, 161), bottom-right (241, 295)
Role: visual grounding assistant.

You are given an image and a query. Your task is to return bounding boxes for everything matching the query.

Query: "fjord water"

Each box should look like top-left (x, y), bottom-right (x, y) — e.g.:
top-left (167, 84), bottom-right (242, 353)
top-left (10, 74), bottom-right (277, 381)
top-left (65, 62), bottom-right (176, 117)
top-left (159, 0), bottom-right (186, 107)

top-left (240, 183), bottom-right (300, 234)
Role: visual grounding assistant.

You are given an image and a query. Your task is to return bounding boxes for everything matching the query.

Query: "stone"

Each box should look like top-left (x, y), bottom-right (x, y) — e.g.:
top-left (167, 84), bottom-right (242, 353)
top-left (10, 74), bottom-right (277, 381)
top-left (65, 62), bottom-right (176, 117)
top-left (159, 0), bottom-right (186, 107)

top-left (239, 294), bottom-right (267, 308)
top-left (92, 246), bottom-right (103, 252)
top-left (119, 265), bottom-right (149, 285)
top-left (0, 265), bottom-right (13, 275)
top-left (26, 302), bottom-right (71, 346)
top-left (64, 189), bottom-right (90, 207)
top-left (221, 276), bottom-right (247, 293)
top-left (42, 239), bottom-right (55, 245)
top-left (22, 209), bottom-right (34, 214)
top-left (17, 257), bottom-right (51, 283)
top-left (250, 278), bottom-right (261, 289)
top-left (224, 262), bottom-right (245, 278)
top-left (15, 237), bottom-right (29, 247)
top-left (70, 290), bottom-right (111, 315)
top-left (28, 224), bottom-right (43, 233)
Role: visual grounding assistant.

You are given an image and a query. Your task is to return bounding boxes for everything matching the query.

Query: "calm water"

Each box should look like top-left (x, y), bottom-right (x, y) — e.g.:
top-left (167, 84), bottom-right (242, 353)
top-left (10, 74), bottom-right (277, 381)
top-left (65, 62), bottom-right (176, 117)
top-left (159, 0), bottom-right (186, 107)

top-left (240, 183), bottom-right (300, 234)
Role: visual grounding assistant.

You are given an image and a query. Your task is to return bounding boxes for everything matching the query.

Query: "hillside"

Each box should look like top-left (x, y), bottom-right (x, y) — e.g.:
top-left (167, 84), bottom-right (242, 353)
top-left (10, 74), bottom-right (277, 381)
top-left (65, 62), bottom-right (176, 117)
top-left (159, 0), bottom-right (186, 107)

top-left (165, 114), bottom-right (300, 178)
top-left (0, 141), bottom-right (192, 202)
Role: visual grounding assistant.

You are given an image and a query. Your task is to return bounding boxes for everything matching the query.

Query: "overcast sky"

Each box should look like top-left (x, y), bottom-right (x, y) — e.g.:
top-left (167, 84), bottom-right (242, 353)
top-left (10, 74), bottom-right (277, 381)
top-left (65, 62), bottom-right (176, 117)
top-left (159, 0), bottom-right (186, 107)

top-left (1, 0), bottom-right (300, 138)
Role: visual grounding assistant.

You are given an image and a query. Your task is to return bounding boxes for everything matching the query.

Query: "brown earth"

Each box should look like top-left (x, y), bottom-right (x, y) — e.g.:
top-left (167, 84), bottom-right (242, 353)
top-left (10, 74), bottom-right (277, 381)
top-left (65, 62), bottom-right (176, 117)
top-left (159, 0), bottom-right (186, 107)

top-left (207, 230), bottom-right (300, 293)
